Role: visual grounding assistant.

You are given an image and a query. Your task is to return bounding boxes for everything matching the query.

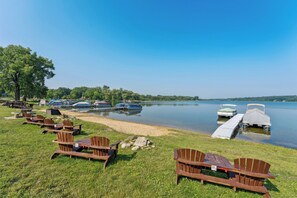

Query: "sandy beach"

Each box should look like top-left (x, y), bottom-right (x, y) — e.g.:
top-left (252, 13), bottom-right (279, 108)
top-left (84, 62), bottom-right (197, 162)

top-left (60, 110), bottom-right (172, 136)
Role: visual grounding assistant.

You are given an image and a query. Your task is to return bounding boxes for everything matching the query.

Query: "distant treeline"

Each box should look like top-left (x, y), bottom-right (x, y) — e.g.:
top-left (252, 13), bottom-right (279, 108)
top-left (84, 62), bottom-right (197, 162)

top-left (46, 86), bottom-right (199, 102)
top-left (215, 95), bottom-right (297, 102)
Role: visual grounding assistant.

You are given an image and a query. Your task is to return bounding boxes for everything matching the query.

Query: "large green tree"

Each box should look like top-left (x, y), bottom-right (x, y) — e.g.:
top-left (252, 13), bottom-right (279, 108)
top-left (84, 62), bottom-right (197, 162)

top-left (0, 45), bottom-right (55, 101)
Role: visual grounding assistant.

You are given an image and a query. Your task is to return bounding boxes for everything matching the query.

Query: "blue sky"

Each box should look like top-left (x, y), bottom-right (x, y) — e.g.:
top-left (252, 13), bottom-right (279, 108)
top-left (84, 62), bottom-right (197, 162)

top-left (1, 0), bottom-right (297, 98)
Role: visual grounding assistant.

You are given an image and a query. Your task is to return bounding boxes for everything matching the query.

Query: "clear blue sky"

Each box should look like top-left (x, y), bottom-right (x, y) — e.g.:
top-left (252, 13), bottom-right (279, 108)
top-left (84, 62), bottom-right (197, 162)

top-left (1, 0), bottom-right (297, 98)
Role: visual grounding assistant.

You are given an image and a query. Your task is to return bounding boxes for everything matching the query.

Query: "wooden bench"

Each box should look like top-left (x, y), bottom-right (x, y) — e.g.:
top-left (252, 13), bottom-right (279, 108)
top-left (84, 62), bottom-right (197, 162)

top-left (51, 133), bottom-right (121, 169)
top-left (61, 120), bottom-right (82, 135)
top-left (23, 113), bottom-right (45, 125)
top-left (174, 148), bottom-right (275, 197)
top-left (41, 119), bottom-right (82, 135)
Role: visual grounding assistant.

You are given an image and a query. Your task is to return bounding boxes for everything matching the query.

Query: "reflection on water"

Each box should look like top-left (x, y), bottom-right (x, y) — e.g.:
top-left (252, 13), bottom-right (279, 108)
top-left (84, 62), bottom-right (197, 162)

top-left (72, 101), bottom-right (297, 149)
top-left (241, 126), bottom-right (271, 135)
top-left (74, 108), bottom-right (143, 117)
top-left (217, 117), bottom-right (230, 125)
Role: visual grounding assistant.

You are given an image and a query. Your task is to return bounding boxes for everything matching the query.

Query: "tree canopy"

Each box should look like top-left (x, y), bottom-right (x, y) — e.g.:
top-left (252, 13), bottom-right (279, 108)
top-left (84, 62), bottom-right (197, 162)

top-left (0, 45), bottom-right (55, 101)
top-left (47, 86), bottom-right (199, 103)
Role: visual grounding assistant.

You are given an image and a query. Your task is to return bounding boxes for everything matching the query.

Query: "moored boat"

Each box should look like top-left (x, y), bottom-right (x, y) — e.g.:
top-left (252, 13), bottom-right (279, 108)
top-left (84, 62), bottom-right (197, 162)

top-left (114, 103), bottom-right (126, 110)
top-left (93, 100), bottom-right (111, 108)
top-left (126, 103), bottom-right (142, 110)
top-left (217, 104), bottom-right (237, 117)
top-left (242, 104), bottom-right (271, 131)
top-left (72, 101), bottom-right (92, 108)
top-left (114, 103), bottom-right (142, 110)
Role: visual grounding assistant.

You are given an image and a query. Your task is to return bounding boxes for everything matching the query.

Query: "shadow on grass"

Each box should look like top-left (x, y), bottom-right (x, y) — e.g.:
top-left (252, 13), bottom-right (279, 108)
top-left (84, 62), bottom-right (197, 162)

top-left (265, 179), bottom-right (279, 192)
top-left (108, 152), bottom-right (137, 167)
top-left (77, 131), bottom-right (89, 136)
top-left (117, 152), bottom-right (137, 162)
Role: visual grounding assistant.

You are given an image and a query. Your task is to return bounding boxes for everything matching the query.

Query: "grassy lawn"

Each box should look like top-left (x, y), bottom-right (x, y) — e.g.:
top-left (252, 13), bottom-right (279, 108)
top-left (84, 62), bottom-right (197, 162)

top-left (0, 106), bottom-right (296, 197)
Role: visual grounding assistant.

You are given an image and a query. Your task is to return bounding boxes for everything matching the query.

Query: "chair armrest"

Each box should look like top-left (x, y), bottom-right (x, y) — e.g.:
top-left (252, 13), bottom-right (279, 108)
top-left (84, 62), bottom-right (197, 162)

top-left (88, 145), bottom-right (112, 150)
top-left (52, 140), bottom-right (74, 146)
top-left (177, 158), bottom-right (208, 167)
top-left (74, 124), bottom-right (82, 130)
top-left (110, 140), bottom-right (121, 149)
top-left (230, 168), bottom-right (276, 179)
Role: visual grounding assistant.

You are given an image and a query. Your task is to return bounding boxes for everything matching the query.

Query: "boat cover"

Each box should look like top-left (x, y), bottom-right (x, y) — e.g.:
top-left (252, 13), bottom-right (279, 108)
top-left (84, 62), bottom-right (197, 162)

top-left (242, 109), bottom-right (271, 126)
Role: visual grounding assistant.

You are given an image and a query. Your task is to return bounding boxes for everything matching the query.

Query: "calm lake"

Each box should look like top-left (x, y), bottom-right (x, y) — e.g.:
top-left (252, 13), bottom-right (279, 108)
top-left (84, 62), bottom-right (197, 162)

top-left (80, 101), bottom-right (297, 149)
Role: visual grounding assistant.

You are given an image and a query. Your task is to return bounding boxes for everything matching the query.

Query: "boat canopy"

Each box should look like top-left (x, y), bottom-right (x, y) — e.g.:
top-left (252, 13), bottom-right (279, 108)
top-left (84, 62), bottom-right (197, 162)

top-left (221, 104), bottom-right (237, 107)
top-left (247, 104), bottom-right (266, 112)
top-left (243, 104), bottom-right (271, 127)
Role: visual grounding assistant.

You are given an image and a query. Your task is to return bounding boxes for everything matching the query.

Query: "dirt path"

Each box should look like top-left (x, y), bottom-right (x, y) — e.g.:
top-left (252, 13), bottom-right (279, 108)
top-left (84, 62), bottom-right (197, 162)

top-left (60, 110), bottom-right (172, 136)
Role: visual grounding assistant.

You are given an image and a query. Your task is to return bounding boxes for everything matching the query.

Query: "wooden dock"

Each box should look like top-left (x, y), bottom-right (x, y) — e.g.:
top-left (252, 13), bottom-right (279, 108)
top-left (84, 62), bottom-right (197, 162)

top-left (211, 114), bottom-right (244, 139)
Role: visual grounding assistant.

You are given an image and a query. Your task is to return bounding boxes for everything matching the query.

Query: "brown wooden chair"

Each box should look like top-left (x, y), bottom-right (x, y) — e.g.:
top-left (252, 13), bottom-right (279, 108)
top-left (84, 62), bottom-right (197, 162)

top-left (41, 118), bottom-right (63, 134)
top-left (51, 133), bottom-right (121, 169)
top-left (89, 136), bottom-right (121, 168)
top-left (175, 148), bottom-right (211, 185)
top-left (232, 158), bottom-right (275, 198)
top-left (62, 120), bottom-right (82, 135)
top-left (23, 113), bottom-right (45, 125)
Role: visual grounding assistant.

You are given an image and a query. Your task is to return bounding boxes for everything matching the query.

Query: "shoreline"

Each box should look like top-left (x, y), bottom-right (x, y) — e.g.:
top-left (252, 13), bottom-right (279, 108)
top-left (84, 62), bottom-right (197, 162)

top-left (60, 110), bottom-right (174, 137)
top-left (60, 110), bottom-right (297, 150)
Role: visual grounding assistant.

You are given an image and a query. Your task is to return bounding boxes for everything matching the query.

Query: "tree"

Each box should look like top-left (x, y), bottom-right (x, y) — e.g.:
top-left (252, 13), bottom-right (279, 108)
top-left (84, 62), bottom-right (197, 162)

top-left (0, 45), bottom-right (55, 101)
top-left (69, 87), bottom-right (88, 99)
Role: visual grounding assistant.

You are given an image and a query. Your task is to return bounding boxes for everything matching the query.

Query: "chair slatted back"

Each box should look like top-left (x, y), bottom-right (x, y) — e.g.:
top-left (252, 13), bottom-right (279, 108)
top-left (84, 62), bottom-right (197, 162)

top-left (176, 148), bottom-right (205, 174)
top-left (63, 120), bottom-right (74, 131)
top-left (234, 158), bottom-right (270, 186)
top-left (91, 136), bottom-right (110, 156)
top-left (24, 112), bottom-right (32, 119)
top-left (36, 115), bottom-right (45, 120)
top-left (44, 119), bottom-right (54, 125)
top-left (57, 132), bottom-right (74, 152)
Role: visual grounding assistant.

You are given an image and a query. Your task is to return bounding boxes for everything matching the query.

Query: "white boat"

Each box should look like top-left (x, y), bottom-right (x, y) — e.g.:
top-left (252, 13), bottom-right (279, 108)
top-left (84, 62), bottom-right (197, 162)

top-left (242, 104), bottom-right (271, 131)
top-left (72, 101), bottom-right (92, 108)
top-left (217, 104), bottom-right (237, 117)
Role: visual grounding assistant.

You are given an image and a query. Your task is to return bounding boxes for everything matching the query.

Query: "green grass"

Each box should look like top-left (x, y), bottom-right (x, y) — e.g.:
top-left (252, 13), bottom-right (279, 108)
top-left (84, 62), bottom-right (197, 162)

top-left (0, 106), bottom-right (296, 197)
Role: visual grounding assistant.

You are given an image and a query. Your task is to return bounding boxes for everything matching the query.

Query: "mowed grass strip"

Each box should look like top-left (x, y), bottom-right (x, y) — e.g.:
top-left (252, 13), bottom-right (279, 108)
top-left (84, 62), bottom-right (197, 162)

top-left (0, 106), bottom-right (296, 197)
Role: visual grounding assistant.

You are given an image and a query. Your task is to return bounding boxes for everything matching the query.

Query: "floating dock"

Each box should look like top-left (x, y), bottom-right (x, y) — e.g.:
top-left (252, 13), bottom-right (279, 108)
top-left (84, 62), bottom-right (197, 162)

top-left (211, 114), bottom-right (244, 139)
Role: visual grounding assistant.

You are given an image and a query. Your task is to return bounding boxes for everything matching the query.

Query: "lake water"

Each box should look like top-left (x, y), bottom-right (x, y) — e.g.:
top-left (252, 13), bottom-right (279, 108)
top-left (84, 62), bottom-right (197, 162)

top-left (81, 101), bottom-right (297, 149)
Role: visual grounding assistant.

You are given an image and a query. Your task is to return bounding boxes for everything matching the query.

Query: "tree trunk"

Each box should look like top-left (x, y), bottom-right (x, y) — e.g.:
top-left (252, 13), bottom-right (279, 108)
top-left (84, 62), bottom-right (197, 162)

top-left (15, 83), bottom-right (20, 101)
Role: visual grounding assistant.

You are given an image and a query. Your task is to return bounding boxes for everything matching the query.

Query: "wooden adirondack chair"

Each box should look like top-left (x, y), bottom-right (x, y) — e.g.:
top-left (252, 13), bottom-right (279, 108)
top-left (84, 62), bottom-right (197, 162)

top-left (62, 120), bottom-right (82, 135)
top-left (51, 133), bottom-right (121, 169)
top-left (23, 113), bottom-right (45, 125)
top-left (175, 148), bottom-right (209, 185)
top-left (89, 136), bottom-right (121, 168)
top-left (232, 158), bottom-right (275, 198)
top-left (41, 119), bottom-right (63, 134)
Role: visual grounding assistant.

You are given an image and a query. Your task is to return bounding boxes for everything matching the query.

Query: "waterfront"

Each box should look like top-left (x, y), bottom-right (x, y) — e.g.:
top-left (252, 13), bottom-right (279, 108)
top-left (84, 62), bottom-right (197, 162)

top-left (82, 101), bottom-right (297, 149)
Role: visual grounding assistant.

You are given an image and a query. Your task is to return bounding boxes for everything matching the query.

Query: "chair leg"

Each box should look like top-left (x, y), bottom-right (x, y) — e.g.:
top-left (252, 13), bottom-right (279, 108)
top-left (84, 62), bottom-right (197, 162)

top-left (104, 159), bottom-right (109, 169)
top-left (104, 156), bottom-right (112, 169)
top-left (51, 152), bottom-right (60, 159)
top-left (176, 175), bottom-right (179, 185)
top-left (233, 187), bottom-right (236, 192)
top-left (263, 192), bottom-right (270, 198)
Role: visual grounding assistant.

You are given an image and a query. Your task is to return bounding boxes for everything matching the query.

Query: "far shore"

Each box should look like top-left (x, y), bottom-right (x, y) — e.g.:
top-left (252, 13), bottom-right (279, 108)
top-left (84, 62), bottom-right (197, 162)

top-left (60, 110), bottom-right (174, 137)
